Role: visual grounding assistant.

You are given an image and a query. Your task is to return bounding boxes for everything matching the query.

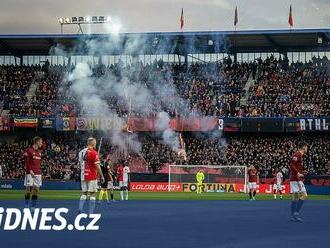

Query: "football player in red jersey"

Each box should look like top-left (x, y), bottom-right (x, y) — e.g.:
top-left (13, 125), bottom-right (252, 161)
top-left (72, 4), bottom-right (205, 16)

top-left (247, 165), bottom-right (259, 200)
top-left (290, 142), bottom-right (308, 222)
top-left (78, 137), bottom-right (105, 214)
top-left (23, 136), bottom-right (43, 211)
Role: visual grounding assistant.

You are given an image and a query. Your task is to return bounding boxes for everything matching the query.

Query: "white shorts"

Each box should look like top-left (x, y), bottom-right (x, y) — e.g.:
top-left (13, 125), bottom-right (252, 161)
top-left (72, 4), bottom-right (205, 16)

top-left (247, 182), bottom-right (257, 190)
top-left (119, 181), bottom-right (128, 188)
top-left (24, 174), bottom-right (42, 188)
top-left (107, 182), bottom-right (114, 189)
top-left (290, 181), bottom-right (307, 194)
top-left (273, 184), bottom-right (283, 191)
top-left (81, 180), bottom-right (98, 193)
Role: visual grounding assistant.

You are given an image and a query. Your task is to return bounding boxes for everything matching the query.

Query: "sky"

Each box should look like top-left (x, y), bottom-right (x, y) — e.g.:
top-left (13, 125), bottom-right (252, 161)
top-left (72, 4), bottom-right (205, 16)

top-left (0, 0), bottom-right (329, 34)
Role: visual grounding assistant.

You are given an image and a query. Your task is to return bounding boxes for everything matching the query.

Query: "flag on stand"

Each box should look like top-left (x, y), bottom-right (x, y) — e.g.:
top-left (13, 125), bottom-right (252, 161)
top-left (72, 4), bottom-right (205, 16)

top-left (14, 118), bottom-right (38, 128)
top-left (288, 4), bottom-right (293, 28)
top-left (56, 116), bottom-right (75, 131)
top-left (180, 8), bottom-right (184, 31)
top-left (234, 6), bottom-right (238, 30)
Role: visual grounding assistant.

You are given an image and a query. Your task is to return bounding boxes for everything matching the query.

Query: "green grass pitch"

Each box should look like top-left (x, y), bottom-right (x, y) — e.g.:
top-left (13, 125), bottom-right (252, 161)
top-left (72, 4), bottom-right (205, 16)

top-left (1, 190), bottom-right (330, 200)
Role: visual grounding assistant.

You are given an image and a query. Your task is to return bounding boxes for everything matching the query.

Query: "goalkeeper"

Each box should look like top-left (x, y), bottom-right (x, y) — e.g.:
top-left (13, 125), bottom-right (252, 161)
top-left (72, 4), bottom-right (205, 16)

top-left (196, 170), bottom-right (205, 194)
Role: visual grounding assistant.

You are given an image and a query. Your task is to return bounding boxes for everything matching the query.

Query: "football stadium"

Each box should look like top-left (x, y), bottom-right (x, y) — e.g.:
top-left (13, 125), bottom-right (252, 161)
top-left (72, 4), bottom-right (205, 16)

top-left (0, 1), bottom-right (329, 248)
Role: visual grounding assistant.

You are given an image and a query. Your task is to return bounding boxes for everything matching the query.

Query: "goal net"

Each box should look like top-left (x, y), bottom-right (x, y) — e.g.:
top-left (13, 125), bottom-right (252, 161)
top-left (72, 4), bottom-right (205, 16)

top-left (168, 165), bottom-right (247, 193)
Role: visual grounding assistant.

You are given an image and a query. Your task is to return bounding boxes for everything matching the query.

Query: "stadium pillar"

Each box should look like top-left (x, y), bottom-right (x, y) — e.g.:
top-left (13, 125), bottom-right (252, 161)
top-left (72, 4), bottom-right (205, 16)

top-left (67, 56), bottom-right (71, 66)
top-left (233, 53), bottom-right (237, 64)
top-left (282, 52), bottom-right (288, 59)
top-left (281, 52), bottom-right (289, 69)
top-left (178, 54), bottom-right (182, 65)
top-left (184, 54), bottom-right (188, 65)
top-left (18, 55), bottom-right (23, 66)
top-left (132, 54), bottom-right (139, 64)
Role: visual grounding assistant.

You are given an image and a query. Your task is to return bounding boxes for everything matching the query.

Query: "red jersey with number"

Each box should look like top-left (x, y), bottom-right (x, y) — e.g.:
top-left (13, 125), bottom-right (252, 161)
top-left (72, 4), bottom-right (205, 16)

top-left (79, 148), bottom-right (100, 181)
top-left (117, 164), bottom-right (123, 181)
top-left (247, 168), bottom-right (258, 182)
top-left (290, 151), bottom-right (304, 181)
top-left (23, 147), bottom-right (42, 174)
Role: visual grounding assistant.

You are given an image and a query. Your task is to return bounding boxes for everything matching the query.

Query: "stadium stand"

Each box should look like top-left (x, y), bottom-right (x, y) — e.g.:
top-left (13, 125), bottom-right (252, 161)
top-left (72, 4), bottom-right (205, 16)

top-left (0, 30), bottom-right (329, 181)
top-left (1, 56), bottom-right (328, 118)
top-left (0, 132), bottom-right (329, 180)
top-left (0, 65), bottom-right (37, 116)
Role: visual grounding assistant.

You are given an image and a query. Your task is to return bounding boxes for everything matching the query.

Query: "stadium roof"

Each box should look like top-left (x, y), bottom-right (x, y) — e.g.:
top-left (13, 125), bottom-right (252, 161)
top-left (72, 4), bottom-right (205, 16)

top-left (0, 29), bottom-right (329, 56)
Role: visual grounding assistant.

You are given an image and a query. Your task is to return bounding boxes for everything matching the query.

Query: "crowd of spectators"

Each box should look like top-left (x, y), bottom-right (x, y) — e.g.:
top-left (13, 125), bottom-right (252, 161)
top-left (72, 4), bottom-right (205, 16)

top-left (42, 54), bottom-right (330, 118)
top-left (0, 56), bottom-right (329, 180)
top-left (0, 134), bottom-right (79, 180)
top-left (0, 133), bottom-right (329, 180)
top-left (0, 55), bottom-right (328, 118)
top-left (0, 65), bottom-right (37, 116)
top-left (140, 133), bottom-right (330, 177)
top-left (244, 55), bottom-right (330, 117)
top-left (31, 71), bottom-right (63, 117)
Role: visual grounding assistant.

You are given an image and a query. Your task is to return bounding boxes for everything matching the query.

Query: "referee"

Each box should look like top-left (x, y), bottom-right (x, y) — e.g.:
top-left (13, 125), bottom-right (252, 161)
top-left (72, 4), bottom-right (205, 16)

top-left (196, 170), bottom-right (205, 194)
top-left (98, 155), bottom-right (112, 204)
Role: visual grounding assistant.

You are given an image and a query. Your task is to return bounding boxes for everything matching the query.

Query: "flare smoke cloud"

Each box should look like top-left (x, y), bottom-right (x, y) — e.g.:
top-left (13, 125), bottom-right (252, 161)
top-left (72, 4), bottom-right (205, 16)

top-left (51, 19), bottom-right (225, 155)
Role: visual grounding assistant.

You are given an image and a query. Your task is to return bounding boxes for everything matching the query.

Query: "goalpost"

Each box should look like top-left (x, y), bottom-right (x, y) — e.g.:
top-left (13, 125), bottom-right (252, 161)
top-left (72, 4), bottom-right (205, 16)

top-left (168, 165), bottom-right (248, 193)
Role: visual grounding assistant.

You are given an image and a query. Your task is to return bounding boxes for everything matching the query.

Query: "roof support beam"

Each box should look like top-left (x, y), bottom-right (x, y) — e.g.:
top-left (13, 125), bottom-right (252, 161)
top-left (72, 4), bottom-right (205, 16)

top-left (317, 32), bottom-right (330, 45)
top-left (263, 34), bottom-right (283, 52)
top-left (46, 38), bottom-right (56, 48)
top-left (0, 39), bottom-right (18, 56)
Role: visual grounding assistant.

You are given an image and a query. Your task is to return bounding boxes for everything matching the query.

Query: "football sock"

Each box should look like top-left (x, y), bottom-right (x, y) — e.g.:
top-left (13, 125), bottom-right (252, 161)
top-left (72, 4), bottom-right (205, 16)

top-left (89, 196), bottom-right (96, 215)
top-left (31, 195), bottom-right (38, 208)
top-left (249, 192), bottom-right (252, 199)
top-left (253, 191), bottom-right (256, 197)
top-left (291, 200), bottom-right (297, 215)
top-left (296, 199), bottom-right (304, 213)
top-left (98, 190), bottom-right (104, 201)
top-left (125, 190), bottom-right (128, 200)
top-left (110, 192), bottom-right (114, 200)
top-left (79, 194), bottom-right (87, 211)
top-left (104, 191), bottom-right (109, 201)
top-left (120, 191), bottom-right (124, 200)
top-left (25, 193), bottom-right (31, 207)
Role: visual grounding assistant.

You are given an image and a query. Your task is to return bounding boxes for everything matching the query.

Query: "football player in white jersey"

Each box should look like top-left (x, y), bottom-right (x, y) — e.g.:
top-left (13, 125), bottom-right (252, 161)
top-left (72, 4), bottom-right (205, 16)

top-left (273, 169), bottom-right (284, 200)
top-left (117, 162), bottom-right (130, 200)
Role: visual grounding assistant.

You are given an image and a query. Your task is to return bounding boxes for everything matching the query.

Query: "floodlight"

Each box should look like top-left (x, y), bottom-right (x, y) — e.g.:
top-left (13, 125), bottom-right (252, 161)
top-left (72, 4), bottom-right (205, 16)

top-left (58, 14), bottom-right (113, 34)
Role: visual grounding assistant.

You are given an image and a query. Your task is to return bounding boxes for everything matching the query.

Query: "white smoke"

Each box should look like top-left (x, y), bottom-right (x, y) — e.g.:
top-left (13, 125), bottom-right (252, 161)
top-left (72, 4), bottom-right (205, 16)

top-left (162, 129), bottom-right (180, 150)
top-left (52, 21), bottom-right (226, 156)
top-left (155, 111), bottom-right (180, 150)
